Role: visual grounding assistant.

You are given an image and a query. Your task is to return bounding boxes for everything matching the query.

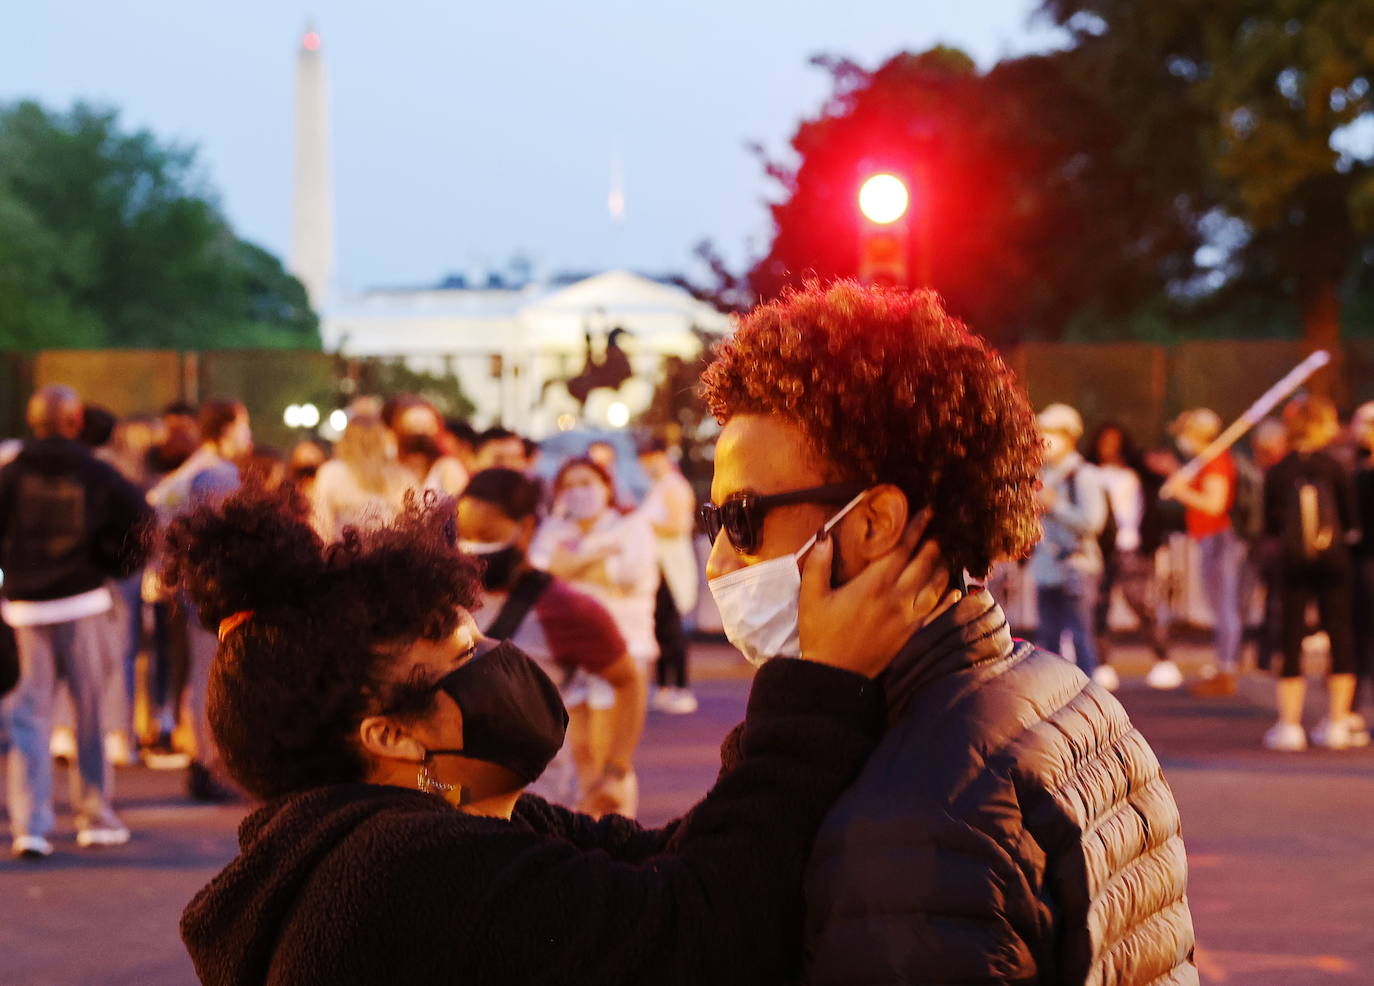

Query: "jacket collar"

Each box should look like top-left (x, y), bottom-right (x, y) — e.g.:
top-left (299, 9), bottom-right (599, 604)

top-left (879, 588), bottom-right (1015, 723)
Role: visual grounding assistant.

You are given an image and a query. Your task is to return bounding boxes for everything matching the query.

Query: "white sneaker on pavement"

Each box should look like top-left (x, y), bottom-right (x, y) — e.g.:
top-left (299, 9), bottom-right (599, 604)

top-left (1091, 665), bottom-right (1120, 692)
top-left (1310, 717), bottom-right (1355, 750)
top-left (1262, 722), bottom-right (1308, 752)
top-left (49, 727), bottom-right (76, 761)
top-left (1344, 714), bottom-right (1371, 748)
top-left (1145, 660), bottom-right (1185, 690)
top-left (104, 732), bottom-right (134, 767)
top-left (76, 825), bottom-right (131, 849)
top-left (11, 835), bottom-right (54, 860)
top-left (659, 688), bottom-right (699, 715)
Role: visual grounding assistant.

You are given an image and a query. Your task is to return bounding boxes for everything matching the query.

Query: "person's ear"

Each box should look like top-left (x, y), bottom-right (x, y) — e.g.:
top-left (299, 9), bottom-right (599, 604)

top-left (358, 716), bottom-right (427, 764)
top-left (850, 484), bottom-right (911, 563)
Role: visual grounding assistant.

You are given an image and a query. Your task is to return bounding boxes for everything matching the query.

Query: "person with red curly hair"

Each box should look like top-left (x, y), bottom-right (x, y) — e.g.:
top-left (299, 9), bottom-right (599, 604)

top-left (700, 280), bottom-right (1196, 985)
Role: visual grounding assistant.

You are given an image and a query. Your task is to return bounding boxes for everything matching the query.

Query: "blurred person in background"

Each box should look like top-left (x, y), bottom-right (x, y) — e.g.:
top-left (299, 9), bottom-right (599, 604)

top-left (0, 386), bottom-right (152, 859)
top-left (457, 468), bottom-right (647, 815)
top-left (286, 439), bottom-right (329, 502)
top-left (1350, 402), bottom-right (1374, 713)
top-left (241, 446), bottom-right (287, 494)
top-left (311, 415), bottom-right (411, 540)
top-left (1248, 418), bottom-right (1290, 672)
top-left (474, 426), bottom-right (531, 472)
top-left (443, 417), bottom-right (480, 474)
top-left (167, 484), bottom-right (944, 986)
top-left (392, 398), bottom-right (468, 496)
top-left (1031, 403), bottom-right (1109, 683)
top-left (1163, 408), bottom-right (1244, 697)
top-left (148, 398), bottom-right (254, 801)
top-left (1087, 422), bottom-right (1181, 689)
top-left (144, 401), bottom-right (199, 481)
top-left (531, 457), bottom-right (657, 815)
top-left (700, 282), bottom-right (1194, 984)
top-left (637, 436), bottom-right (700, 714)
top-left (1260, 396), bottom-right (1366, 751)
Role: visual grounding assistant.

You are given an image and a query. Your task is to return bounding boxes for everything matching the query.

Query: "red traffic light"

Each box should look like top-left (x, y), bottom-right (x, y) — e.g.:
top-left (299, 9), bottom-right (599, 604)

top-left (859, 173), bottom-right (909, 224)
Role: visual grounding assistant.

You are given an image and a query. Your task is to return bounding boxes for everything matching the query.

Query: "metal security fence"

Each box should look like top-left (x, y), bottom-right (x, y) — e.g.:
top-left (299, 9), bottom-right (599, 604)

top-left (1, 340), bottom-right (1369, 449)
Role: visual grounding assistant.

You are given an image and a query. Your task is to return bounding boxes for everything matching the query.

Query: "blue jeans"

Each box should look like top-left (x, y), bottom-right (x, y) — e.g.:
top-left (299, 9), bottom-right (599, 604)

top-left (2, 613), bottom-right (122, 839)
top-left (1198, 530), bottom-right (1243, 673)
top-left (1037, 583), bottom-right (1099, 675)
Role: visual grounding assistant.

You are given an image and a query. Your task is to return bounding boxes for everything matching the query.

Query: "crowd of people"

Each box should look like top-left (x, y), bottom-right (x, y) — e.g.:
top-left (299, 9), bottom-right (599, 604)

top-left (1014, 393), bottom-right (1374, 751)
top-left (0, 387), bottom-right (701, 856)
top-left (1, 281), bottom-right (1206, 984)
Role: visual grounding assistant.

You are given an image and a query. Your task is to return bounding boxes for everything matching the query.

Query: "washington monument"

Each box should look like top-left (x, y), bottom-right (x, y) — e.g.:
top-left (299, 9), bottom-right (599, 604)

top-left (290, 24), bottom-right (334, 308)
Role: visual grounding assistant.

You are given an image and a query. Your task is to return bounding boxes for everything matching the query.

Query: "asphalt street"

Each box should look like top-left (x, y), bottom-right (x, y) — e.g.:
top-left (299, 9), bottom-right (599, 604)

top-left (2, 641), bottom-right (1371, 986)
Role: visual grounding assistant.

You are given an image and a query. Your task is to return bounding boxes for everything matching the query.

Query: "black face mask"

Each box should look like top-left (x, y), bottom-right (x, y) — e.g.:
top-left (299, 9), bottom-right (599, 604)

top-left (479, 546), bottom-right (524, 592)
top-left (398, 433), bottom-right (441, 459)
top-left (426, 640), bottom-right (568, 786)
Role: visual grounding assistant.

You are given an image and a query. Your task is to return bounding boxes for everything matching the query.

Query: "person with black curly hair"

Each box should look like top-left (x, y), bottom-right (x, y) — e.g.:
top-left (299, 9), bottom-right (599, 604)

top-left (166, 483), bottom-right (953, 986)
top-left (699, 280), bottom-right (1196, 985)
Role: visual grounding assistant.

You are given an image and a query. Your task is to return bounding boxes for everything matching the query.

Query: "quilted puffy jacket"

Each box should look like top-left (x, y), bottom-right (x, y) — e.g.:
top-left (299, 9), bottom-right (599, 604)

top-left (803, 592), bottom-right (1197, 985)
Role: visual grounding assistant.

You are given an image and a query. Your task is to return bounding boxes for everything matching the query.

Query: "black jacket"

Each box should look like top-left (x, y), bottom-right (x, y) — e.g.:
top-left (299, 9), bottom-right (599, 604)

top-left (802, 593), bottom-right (1197, 985)
top-left (180, 659), bottom-right (884, 986)
top-left (0, 438), bottom-right (151, 602)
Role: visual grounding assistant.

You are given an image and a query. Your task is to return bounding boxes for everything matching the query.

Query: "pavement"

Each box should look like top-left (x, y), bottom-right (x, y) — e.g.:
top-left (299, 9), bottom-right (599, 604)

top-left (2, 640), bottom-right (1372, 986)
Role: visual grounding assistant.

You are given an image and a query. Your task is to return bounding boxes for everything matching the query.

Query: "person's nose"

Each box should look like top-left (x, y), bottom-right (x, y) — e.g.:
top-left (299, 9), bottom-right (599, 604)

top-left (705, 530), bottom-right (743, 582)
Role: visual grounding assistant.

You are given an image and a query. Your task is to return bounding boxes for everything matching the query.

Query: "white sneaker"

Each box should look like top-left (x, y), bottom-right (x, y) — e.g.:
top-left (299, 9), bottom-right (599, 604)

top-left (76, 825), bottom-right (131, 849)
top-left (1344, 714), bottom-right (1371, 748)
top-left (658, 688), bottom-right (699, 715)
top-left (1310, 717), bottom-right (1355, 750)
top-left (1091, 666), bottom-right (1120, 692)
top-left (104, 732), bottom-right (133, 767)
top-left (1262, 722), bottom-right (1308, 752)
top-left (11, 835), bottom-right (54, 860)
top-left (1146, 660), bottom-right (1185, 690)
top-left (49, 727), bottom-right (76, 761)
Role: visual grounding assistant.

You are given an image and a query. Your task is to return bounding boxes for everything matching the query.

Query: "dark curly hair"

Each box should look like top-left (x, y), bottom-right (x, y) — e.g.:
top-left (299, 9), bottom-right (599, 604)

top-left (700, 280), bottom-right (1040, 576)
top-left (159, 485), bottom-right (483, 801)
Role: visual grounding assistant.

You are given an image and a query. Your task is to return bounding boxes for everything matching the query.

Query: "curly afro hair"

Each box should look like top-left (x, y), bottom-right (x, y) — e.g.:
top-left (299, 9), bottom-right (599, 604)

top-left (701, 280), bottom-right (1040, 576)
top-left (159, 485), bottom-right (482, 801)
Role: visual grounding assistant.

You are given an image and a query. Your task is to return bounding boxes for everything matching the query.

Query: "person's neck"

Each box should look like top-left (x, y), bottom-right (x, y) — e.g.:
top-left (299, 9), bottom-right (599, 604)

top-left (574, 516), bottom-right (598, 534)
top-left (453, 791), bottom-right (520, 819)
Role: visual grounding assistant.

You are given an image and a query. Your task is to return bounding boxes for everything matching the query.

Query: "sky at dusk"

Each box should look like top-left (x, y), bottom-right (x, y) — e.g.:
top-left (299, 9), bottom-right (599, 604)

top-left (1, 1), bottom-right (1064, 293)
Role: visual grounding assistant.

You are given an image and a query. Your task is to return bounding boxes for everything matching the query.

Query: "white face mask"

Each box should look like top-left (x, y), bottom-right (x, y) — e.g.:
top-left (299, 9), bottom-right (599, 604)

top-left (562, 485), bottom-right (609, 521)
top-left (459, 539), bottom-right (509, 556)
top-left (707, 492), bottom-right (867, 667)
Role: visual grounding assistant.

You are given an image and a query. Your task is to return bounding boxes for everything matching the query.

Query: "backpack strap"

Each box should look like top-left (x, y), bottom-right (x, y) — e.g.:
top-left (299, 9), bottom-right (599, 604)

top-left (486, 570), bottom-right (555, 641)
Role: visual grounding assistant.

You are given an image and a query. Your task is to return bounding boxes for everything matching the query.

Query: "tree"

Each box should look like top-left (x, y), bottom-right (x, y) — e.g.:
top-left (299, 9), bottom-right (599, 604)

top-left (741, 49), bottom-right (1202, 343)
top-left (1041, 0), bottom-right (1374, 390)
top-left (0, 100), bottom-right (318, 350)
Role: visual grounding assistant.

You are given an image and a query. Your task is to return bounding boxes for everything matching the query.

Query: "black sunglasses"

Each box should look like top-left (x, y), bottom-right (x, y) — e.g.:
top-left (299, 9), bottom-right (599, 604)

top-left (698, 483), bottom-right (866, 554)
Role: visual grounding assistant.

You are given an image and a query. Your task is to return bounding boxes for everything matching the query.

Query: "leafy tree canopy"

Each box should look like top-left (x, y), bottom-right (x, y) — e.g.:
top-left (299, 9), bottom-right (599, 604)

top-left (0, 100), bottom-right (318, 351)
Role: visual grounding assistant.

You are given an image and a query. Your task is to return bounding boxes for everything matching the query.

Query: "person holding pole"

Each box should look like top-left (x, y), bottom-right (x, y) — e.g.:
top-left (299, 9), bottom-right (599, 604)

top-left (1164, 409), bottom-right (1244, 697)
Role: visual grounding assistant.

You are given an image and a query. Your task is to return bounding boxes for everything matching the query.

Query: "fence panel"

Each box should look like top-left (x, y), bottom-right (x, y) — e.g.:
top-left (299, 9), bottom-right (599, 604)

top-left (1167, 340), bottom-right (1306, 428)
top-left (1019, 342), bottom-right (1166, 446)
top-left (198, 350), bottom-right (338, 450)
top-left (32, 351), bottom-right (183, 422)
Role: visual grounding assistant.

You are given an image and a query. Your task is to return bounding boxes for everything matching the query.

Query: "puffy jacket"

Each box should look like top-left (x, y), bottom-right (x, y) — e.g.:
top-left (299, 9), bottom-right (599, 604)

top-left (803, 592), bottom-right (1196, 985)
top-left (0, 438), bottom-right (151, 602)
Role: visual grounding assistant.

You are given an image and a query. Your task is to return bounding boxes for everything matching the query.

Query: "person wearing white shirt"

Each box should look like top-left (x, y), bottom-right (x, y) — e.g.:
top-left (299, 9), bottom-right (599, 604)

top-left (530, 457), bottom-right (656, 799)
top-left (1088, 423), bottom-right (1181, 691)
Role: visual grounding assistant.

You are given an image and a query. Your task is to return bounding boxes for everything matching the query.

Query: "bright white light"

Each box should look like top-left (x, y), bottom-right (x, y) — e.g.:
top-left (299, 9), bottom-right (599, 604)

top-left (329, 409), bottom-right (349, 432)
top-left (283, 404), bottom-right (302, 428)
top-left (300, 404), bottom-right (321, 429)
top-left (607, 402), bottom-right (631, 428)
top-left (859, 173), bottom-right (909, 225)
top-left (556, 413), bottom-right (577, 432)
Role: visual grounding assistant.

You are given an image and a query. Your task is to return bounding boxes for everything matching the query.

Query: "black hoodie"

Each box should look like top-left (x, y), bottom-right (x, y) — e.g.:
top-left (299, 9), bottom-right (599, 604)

top-left (0, 437), bottom-right (151, 602)
top-left (180, 658), bottom-right (883, 986)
